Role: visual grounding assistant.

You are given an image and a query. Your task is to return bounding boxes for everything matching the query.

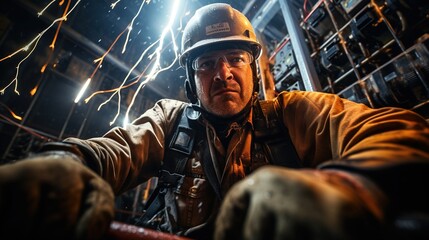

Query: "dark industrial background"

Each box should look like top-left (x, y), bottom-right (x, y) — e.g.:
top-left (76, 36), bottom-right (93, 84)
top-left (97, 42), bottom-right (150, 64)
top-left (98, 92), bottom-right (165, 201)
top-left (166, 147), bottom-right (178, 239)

top-left (0, 0), bottom-right (428, 225)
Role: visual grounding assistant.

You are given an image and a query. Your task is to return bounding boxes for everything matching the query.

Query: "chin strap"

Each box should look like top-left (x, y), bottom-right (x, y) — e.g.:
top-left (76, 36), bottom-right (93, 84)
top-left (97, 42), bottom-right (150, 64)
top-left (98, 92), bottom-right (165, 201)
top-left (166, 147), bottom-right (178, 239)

top-left (184, 79), bottom-right (198, 104)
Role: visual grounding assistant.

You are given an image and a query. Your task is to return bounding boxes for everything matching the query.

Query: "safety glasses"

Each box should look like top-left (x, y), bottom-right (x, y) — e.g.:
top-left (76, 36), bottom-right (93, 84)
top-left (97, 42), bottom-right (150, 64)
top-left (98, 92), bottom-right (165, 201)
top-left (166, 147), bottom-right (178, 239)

top-left (192, 50), bottom-right (253, 72)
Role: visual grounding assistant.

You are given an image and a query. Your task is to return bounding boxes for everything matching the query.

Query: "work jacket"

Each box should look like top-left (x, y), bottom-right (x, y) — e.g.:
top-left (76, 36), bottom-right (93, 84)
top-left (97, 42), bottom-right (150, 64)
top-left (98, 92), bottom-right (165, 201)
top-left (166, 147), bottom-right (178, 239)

top-left (63, 90), bottom-right (429, 236)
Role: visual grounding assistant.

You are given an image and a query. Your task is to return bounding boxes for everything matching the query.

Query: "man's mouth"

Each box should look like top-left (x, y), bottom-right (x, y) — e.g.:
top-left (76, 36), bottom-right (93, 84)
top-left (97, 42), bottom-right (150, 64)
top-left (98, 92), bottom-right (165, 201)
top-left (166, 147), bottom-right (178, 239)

top-left (212, 88), bottom-right (238, 96)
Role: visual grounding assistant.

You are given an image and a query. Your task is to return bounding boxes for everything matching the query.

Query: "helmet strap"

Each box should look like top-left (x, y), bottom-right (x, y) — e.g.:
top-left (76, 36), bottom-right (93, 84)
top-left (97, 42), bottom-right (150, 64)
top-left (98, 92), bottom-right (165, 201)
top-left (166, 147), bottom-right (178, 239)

top-left (184, 62), bottom-right (198, 104)
top-left (185, 78), bottom-right (198, 104)
top-left (251, 60), bottom-right (260, 94)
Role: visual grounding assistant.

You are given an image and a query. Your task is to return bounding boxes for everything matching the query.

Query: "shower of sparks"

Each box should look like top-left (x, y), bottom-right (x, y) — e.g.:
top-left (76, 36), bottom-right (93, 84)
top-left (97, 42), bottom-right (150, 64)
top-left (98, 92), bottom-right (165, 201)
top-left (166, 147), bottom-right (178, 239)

top-left (0, 0), bottom-right (82, 95)
top-left (83, 46), bottom-right (157, 104)
top-left (1, 0), bottom-right (184, 127)
top-left (88, 0), bottom-right (182, 126)
top-left (122, 4), bottom-right (180, 126)
top-left (96, 39), bottom-right (160, 124)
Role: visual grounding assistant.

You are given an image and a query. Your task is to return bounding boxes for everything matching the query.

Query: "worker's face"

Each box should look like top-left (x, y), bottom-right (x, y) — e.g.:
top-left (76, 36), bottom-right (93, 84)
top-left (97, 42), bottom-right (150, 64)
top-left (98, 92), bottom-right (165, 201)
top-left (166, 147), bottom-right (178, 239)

top-left (193, 49), bottom-right (254, 118)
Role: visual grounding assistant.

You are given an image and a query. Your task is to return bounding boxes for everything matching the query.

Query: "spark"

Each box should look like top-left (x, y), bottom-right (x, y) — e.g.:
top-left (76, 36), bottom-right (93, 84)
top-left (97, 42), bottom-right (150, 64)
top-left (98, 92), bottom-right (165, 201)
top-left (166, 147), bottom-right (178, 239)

top-left (10, 111), bottom-right (22, 121)
top-left (122, 0), bottom-right (149, 54)
top-left (110, 0), bottom-right (121, 9)
top-left (30, 85), bottom-right (38, 96)
top-left (0, 0), bottom-right (82, 95)
top-left (37, 0), bottom-right (57, 17)
top-left (50, 0), bottom-right (72, 50)
top-left (0, 102), bottom-right (22, 121)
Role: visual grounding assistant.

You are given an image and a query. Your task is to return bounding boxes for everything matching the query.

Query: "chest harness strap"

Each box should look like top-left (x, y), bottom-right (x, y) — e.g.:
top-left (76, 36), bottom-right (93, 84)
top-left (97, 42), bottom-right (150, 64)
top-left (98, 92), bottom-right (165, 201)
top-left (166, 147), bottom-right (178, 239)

top-left (253, 99), bottom-right (301, 168)
top-left (138, 105), bottom-right (199, 232)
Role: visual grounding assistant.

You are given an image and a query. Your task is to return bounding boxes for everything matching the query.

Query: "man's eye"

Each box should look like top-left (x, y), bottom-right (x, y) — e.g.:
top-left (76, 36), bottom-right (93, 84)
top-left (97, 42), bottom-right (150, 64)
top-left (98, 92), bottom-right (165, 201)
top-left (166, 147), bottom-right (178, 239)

top-left (198, 60), bottom-right (213, 69)
top-left (227, 54), bottom-right (245, 63)
top-left (231, 57), bottom-right (244, 63)
top-left (226, 56), bottom-right (245, 65)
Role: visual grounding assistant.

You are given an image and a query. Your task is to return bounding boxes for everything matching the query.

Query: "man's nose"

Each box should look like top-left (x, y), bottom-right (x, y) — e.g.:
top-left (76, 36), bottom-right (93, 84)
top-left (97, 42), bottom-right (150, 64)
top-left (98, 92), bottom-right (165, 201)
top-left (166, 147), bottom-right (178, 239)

top-left (213, 58), bottom-right (233, 81)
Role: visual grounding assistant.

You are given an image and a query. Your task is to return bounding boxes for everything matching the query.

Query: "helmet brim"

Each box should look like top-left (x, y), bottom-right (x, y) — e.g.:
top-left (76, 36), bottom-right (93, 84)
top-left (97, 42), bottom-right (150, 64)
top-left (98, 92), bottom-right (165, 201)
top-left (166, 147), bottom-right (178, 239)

top-left (179, 37), bottom-right (262, 67)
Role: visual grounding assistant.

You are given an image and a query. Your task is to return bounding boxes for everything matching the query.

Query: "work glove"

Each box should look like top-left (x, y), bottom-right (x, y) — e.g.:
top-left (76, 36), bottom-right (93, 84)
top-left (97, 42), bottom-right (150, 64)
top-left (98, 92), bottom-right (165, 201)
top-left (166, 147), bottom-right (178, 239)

top-left (215, 165), bottom-right (386, 240)
top-left (0, 152), bottom-right (115, 240)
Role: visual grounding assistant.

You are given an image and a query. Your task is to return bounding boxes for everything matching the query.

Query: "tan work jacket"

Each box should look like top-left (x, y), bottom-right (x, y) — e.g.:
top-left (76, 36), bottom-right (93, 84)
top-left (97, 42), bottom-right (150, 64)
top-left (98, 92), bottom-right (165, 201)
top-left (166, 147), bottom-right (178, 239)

top-left (64, 90), bottom-right (429, 232)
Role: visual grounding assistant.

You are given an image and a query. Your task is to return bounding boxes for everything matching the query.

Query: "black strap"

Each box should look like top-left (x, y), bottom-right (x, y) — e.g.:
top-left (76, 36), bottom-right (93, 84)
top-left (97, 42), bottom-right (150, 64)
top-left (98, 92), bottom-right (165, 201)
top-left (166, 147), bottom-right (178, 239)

top-left (164, 105), bottom-right (197, 173)
top-left (253, 99), bottom-right (301, 168)
top-left (140, 170), bottom-right (184, 223)
top-left (140, 105), bottom-right (198, 223)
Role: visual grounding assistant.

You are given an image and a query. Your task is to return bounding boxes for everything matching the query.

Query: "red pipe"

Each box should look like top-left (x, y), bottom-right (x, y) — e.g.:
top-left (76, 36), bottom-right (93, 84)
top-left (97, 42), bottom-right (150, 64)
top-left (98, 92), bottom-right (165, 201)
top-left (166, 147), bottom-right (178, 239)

top-left (105, 221), bottom-right (193, 240)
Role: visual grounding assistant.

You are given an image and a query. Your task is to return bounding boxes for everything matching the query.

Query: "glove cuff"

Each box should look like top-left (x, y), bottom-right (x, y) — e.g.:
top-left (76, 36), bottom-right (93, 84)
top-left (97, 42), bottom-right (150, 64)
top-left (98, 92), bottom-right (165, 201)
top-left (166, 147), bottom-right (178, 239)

top-left (37, 142), bottom-right (87, 164)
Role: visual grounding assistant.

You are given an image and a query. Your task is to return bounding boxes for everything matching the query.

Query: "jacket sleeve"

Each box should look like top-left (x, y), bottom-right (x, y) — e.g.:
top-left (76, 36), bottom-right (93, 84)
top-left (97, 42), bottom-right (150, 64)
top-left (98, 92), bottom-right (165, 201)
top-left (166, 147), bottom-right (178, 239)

top-left (62, 99), bottom-right (186, 194)
top-left (276, 90), bottom-right (429, 214)
top-left (276, 90), bottom-right (429, 166)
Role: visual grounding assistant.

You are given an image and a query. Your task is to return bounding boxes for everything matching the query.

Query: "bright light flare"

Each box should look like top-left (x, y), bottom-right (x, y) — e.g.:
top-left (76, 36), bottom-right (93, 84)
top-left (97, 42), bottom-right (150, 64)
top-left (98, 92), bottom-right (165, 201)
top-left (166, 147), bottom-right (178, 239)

top-left (75, 78), bottom-right (91, 103)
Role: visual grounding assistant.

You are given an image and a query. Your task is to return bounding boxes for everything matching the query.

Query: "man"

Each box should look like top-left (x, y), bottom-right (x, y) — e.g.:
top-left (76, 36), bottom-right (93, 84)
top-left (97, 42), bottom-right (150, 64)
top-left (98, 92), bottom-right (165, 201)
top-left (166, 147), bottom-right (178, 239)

top-left (0, 3), bottom-right (428, 240)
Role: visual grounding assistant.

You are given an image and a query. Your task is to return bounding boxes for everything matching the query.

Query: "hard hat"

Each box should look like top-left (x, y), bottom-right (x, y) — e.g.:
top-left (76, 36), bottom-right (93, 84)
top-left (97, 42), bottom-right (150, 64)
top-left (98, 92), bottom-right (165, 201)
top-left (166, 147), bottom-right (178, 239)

top-left (179, 3), bottom-right (262, 67)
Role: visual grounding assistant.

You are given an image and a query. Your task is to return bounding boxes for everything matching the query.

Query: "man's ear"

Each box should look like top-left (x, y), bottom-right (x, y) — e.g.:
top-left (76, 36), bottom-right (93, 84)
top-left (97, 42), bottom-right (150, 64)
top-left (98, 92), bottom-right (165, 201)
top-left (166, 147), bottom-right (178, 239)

top-left (185, 79), bottom-right (198, 104)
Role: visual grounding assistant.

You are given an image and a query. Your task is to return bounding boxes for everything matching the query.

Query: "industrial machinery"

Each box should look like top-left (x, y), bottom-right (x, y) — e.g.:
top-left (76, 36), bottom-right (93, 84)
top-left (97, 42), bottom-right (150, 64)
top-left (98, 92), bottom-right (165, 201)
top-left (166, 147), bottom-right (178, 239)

top-left (251, 0), bottom-right (429, 118)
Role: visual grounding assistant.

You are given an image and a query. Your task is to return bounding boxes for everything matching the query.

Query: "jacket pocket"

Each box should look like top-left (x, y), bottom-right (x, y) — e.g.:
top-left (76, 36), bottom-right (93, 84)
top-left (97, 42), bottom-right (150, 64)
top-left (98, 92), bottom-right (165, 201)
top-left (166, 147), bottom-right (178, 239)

top-left (175, 176), bottom-right (215, 228)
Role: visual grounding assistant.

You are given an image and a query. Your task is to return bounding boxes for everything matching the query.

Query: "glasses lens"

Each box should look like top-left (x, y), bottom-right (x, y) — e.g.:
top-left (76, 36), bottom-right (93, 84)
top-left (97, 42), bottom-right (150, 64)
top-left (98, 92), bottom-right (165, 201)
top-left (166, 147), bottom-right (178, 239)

top-left (192, 50), bottom-right (253, 71)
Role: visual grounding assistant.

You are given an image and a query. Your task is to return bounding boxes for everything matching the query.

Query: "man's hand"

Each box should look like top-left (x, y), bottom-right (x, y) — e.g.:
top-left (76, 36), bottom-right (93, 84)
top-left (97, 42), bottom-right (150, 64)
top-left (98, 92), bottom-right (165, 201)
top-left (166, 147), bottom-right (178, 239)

top-left (0, 153), bottom-right (115, 240)
top-left (215, 166), bottom-right (385, 240)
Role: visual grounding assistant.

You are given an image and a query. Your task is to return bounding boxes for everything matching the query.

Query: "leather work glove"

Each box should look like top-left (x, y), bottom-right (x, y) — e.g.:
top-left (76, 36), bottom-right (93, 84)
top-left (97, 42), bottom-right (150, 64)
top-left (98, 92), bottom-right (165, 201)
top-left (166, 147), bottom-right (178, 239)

top-left (215, 166), bottom-right (386, 240)
top-left (0, 152), bottom-right (115, 240)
